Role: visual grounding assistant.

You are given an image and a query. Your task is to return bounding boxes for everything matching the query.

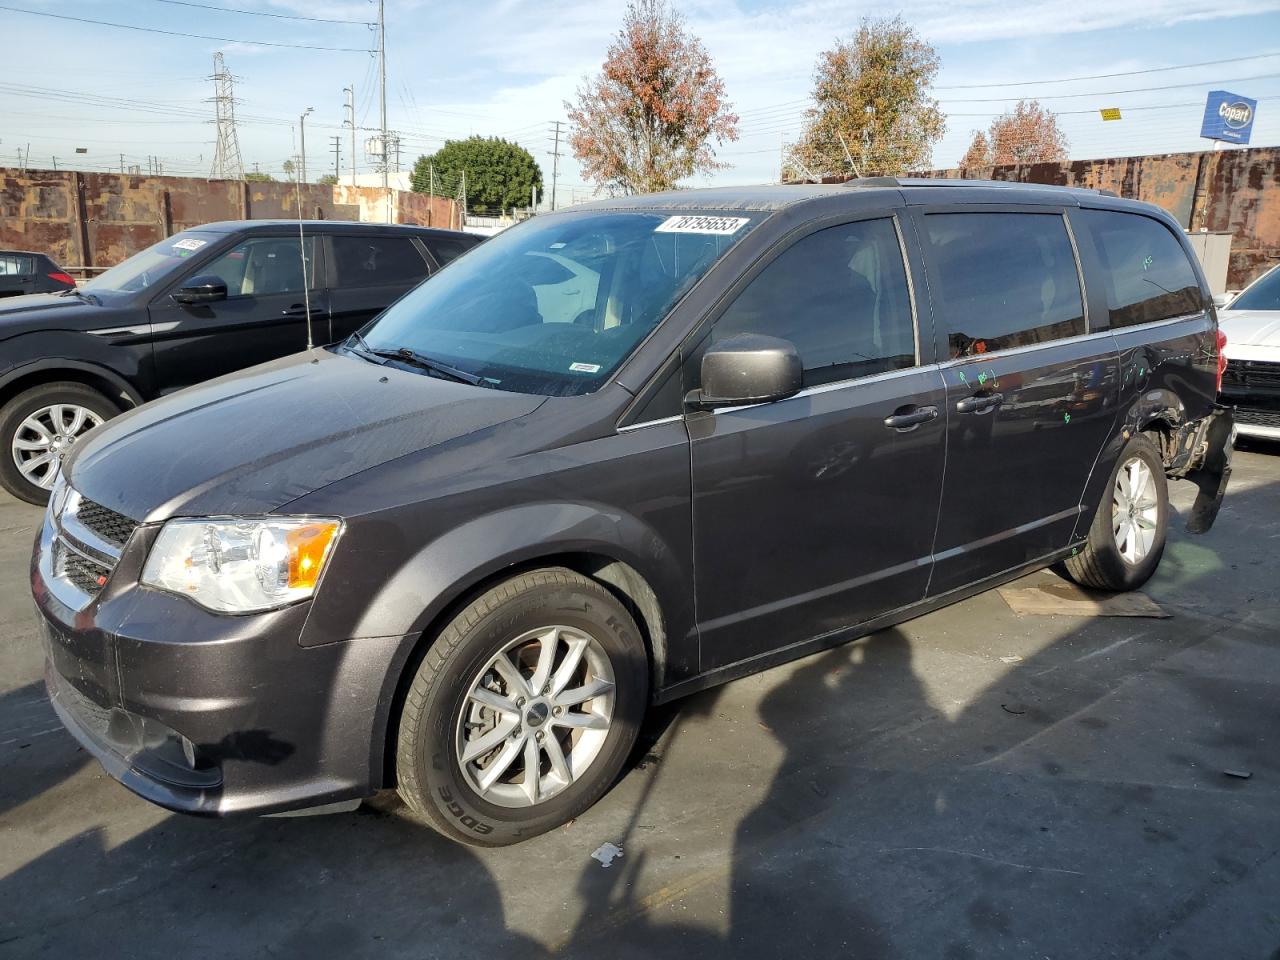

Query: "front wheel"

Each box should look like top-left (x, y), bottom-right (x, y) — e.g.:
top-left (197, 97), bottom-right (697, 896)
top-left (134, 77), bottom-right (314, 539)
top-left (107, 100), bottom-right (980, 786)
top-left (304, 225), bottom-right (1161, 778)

top-left (1062, 434), bottom-right (1169, 591)
top-left (395, 568), bottom-right (649, 846)
top-left (0, 382), bottom-right (119, 505)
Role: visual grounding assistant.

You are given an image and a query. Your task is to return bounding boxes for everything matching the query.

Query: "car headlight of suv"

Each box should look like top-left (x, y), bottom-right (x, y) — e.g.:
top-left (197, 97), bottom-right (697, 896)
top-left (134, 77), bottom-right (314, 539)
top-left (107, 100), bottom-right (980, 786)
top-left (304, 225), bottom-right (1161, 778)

top-left (141, 518), bottom-right (342, 613)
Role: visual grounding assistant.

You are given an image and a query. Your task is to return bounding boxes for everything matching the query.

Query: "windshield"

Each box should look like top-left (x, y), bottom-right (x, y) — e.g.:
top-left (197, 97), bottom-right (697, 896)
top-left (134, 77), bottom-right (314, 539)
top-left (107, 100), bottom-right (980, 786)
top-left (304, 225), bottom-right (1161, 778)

top-left (358, 211), bottom-right (761, 396)
top-left (1229, 266), bottom-right (1280, 311)
top-left (83, 230), bottom-right (222, 297)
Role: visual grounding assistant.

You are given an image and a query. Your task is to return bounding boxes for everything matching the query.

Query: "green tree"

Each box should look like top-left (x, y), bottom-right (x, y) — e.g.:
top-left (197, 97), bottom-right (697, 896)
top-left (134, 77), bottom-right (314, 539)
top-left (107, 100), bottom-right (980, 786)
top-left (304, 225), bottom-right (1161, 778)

top-left (410, 137), bottom-right (543, 215)
top-left (317, 173), bottom-right (338, 185)
top-left (244, 171), bottom-right (275, 182)
top-left (790, 16), bottom-right (945, 179)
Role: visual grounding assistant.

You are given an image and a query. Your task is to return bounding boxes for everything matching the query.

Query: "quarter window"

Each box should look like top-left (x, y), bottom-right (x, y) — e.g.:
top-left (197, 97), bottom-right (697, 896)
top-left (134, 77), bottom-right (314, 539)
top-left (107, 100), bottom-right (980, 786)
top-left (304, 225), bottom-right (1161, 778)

top-left (1076, 209), bottom-right (1204, 326)
top-left (707, 218), bottom-right (917, 387)
top-left (425, 236), bottom-right (472, 265)
top-left (923, 212), bottom-right (1085, 358)
top-left (331, 236), bottom-right (429, 287)
top-left (203, 237), bottom-right (318, 297)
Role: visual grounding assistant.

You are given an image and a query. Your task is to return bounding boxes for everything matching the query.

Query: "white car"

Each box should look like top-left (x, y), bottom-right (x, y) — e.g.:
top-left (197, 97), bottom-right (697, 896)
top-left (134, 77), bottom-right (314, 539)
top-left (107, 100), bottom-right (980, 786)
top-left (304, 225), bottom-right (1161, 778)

top-left (1218, 263), bottom-right (1280, 441)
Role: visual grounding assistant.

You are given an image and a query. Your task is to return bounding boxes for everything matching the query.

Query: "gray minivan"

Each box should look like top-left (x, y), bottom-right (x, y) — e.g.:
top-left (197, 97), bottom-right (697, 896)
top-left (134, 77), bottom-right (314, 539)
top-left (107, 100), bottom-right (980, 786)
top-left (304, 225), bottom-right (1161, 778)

top-left (33, 180), bottom-right (1232, 845)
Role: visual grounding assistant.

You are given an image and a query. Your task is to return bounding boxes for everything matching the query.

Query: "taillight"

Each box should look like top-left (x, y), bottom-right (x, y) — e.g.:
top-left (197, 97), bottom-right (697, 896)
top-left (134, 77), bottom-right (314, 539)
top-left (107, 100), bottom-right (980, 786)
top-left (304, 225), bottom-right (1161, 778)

top-left (1215, 328), bottom-right (1228, 393)
top-left (47, 272), bottom-right (76, 287)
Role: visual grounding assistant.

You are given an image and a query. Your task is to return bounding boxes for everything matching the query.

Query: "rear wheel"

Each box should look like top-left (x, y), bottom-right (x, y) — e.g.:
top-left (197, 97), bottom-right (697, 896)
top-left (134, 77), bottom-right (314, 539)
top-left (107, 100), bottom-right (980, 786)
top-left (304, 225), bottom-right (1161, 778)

top-left (395, 568), bottom-right (648, 846)
top-left (1063, 434), bottom-right (1169, 591)
top-left (0, 382), bottom-right (119, 504)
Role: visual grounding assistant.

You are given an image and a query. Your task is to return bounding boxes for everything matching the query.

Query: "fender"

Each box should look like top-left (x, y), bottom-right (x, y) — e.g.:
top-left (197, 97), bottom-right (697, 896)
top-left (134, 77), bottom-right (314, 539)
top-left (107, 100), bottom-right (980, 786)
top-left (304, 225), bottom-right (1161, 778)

top-left (0, 356), bottom-right (146, 408)
top-left (312, 500), bottom-right (688, 682)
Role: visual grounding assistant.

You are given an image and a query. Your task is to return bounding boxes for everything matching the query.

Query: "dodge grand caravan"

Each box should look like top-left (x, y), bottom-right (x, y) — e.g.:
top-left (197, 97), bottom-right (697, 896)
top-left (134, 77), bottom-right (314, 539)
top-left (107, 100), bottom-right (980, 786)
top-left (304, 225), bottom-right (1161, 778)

top-left (33, 180), bottom-right (1233, 846)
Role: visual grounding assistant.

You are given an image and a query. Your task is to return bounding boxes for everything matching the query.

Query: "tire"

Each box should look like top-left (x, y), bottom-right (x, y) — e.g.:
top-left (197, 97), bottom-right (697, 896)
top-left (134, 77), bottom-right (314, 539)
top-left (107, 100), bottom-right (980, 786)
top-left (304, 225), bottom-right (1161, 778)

top-left (1063, 434), bottom-right (1169, 591)
top-left (395, 567), bottom-right (649, 846)
top-left (0, 382), bottom-right (119, 505)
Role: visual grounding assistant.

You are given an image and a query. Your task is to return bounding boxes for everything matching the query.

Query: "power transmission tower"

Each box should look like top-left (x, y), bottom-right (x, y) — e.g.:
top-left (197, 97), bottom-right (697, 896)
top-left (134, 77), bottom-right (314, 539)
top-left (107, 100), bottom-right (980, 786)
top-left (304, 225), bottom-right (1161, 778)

top-left (547, 120), bottom-right (562, 211)
top-left (209, 52), bottom-right (244, 181)
top-left (331, 136), bottom-right (342, 182)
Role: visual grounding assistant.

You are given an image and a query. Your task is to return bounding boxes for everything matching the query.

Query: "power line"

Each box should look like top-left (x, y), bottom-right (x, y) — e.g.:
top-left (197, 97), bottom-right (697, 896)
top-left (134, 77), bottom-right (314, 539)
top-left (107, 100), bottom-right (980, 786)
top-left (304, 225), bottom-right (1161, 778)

top-left (939, 72), bottom-right (1280, 103)
top-left (149, 0), bottom-right (372, 25)
top-left (0, 4), bottom-right (373, 51)
top-left (936, 51), bottom-right (1280, 90)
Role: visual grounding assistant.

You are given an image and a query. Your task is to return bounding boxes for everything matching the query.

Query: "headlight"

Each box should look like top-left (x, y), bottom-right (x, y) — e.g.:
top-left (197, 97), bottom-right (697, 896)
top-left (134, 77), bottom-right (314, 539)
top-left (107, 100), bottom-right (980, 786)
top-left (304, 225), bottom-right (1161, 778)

top-left (141, 517), bottom-right (342, 613)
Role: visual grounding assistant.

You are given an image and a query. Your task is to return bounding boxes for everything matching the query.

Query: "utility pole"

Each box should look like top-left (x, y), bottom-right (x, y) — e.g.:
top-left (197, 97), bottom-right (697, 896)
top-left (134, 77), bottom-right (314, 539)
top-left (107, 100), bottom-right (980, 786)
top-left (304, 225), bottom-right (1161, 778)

top-left (331, 135), bottom-right (342, 183)
top-left (299, 106), bottom-right (313, 183)
top-left (548, 120), bottom-right (562, 211)
top-left (343, 85), bottom-right (357, 186)
top-left (120, 153), bottom-right (125, 174)
top-left (209, 52), bottom-right (244, 181)
top-left (429, 162), bottom-right (434, 197)
top-left (52, 156), bottom-right (57, 172)
top-left (378, 0), bottom-right (390, 222)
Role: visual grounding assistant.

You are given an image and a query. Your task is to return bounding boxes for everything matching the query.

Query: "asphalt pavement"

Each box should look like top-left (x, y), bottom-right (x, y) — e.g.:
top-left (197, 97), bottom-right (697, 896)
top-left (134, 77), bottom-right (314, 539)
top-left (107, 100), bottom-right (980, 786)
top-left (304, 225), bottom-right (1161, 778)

top-left (1, 446), bottom-right (1278, 959)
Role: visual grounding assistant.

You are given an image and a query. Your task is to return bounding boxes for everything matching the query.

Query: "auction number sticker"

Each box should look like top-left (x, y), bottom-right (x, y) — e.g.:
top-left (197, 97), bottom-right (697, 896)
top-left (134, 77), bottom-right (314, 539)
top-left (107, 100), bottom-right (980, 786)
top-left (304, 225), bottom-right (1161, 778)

top-left (569, 362), bottom-right (601, 373)
top-left (655, 215), bottom-right (749, 236)
top-left (172, 238), bottom-right (207, 252)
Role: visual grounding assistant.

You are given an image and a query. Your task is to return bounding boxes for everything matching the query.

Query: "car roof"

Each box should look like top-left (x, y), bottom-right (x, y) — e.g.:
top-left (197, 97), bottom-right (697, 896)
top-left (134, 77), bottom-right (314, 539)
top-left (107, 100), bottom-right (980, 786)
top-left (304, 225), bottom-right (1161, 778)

top-left (188, 220), bottom-right (473, 237)
top-left (0, 249), bottom-right (53, 257)
top-left (569, 178), bottom-right (1123, 215)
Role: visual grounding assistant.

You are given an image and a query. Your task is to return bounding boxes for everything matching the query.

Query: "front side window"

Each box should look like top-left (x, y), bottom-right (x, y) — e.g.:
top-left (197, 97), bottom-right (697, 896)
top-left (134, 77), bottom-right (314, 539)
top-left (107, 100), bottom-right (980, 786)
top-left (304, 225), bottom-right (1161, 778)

top-left (923, 212), bottom-right (1085, 358)
top-left (203, 237), bottom-right (318, 297)
top-left (704, 217), bottom-right (917, 388)
top-left (0, 254), bottom-right (33, 276)
top-left (83, 230), bottom-right (224, 299)
top-left (331, 235), bottom-right (429, 287)
top-left (1077, 209), bottom-right (1203, 326)
top-left (359, 210), bottom-right (760, 396)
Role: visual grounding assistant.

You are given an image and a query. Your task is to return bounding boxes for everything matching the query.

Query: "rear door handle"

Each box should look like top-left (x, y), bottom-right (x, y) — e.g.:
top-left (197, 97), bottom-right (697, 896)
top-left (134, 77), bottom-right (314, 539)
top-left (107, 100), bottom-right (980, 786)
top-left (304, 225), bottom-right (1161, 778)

top-left (281, 304), bottom-right (309, 317)
top-left (883, 405), bottom-right (939, 432)
top-left (955, 392), bottom-right (1003, 414)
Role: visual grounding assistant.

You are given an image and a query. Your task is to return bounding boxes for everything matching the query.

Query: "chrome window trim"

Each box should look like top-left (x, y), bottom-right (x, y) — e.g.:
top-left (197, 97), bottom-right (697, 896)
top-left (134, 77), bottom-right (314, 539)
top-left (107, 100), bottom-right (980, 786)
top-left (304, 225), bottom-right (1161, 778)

top-left (617, 414), bottom-right (685, 434)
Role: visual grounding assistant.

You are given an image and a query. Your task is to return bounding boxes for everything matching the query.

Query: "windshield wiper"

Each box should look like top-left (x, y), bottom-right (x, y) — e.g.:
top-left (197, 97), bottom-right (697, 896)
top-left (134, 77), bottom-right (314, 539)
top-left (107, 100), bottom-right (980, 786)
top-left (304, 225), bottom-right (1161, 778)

top-left (58, 288), bottom-right (98, 304)
top-left (346, 332), bottom-right (484, 386)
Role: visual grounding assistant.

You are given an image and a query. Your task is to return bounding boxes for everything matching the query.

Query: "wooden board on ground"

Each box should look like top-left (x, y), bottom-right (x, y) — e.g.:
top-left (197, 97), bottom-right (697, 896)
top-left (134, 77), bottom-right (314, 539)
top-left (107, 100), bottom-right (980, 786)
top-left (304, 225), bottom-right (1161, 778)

top-left (998, 581), bottom-right (1169, 618)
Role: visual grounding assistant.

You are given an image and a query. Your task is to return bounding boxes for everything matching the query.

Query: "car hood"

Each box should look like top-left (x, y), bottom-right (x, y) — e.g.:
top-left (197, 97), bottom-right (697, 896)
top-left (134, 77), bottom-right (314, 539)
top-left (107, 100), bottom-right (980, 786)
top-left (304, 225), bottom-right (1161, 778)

top-left (1219, 309), bottom-right (1280, 347)
top-left (0, 293), bottom-right (102, 334)
top-left (65, 349), bottom-right (546, 521)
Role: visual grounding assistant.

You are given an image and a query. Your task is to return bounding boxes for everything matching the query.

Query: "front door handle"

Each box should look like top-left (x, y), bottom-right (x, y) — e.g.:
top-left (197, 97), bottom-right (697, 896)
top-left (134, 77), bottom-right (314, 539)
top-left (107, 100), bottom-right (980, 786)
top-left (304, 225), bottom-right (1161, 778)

top-left (281, 303), bottom-right (309, 317)
top-left (955, 392), bottom-right (1003, 414)
top-left (883, 405), bottom-right (939, 432)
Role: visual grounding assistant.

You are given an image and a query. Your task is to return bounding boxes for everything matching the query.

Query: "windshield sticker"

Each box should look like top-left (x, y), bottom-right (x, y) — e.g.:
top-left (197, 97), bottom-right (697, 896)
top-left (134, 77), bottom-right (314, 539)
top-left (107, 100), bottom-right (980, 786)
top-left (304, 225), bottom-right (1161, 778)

top-left (172, 238), bottom-right (207, 252)
top-left (655, 215), bottom-right (749, 236)
top-left (569, 362), bottom-right (601, 374)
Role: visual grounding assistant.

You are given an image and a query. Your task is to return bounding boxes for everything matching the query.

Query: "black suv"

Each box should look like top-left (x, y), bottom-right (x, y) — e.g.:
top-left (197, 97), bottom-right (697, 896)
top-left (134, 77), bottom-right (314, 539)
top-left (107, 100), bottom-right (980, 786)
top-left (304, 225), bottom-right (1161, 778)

top-left (34, 181), bottom-right (1232, 845)
top-left (0, 220), bottom-right (479, 503)
top-left (0, 249), bottom-right (77, 298)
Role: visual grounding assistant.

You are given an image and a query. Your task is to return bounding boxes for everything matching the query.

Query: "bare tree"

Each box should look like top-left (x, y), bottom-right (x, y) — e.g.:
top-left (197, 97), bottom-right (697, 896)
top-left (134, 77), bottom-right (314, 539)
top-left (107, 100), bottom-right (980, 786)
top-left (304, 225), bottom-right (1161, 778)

top-left (962, 100), bottom-right (1069, 167)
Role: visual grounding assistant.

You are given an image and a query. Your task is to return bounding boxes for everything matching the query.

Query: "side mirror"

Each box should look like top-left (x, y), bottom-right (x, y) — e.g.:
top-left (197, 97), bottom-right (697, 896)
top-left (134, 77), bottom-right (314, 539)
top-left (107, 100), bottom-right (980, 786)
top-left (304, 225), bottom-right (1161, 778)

top-left (691, 333), bottom-right (803, 408)
top-left (173, 275), bottom-right (228, 305)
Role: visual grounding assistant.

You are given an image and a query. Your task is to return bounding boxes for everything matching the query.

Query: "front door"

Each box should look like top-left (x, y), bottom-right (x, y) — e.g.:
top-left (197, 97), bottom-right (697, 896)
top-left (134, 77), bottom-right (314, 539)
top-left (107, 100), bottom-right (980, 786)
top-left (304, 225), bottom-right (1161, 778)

top-left (688, 215), bottom-right (947, 673)
top-left (915, 209), bottom-right (1120, 594)
top-left (148, 234), bottom-right (325, 392)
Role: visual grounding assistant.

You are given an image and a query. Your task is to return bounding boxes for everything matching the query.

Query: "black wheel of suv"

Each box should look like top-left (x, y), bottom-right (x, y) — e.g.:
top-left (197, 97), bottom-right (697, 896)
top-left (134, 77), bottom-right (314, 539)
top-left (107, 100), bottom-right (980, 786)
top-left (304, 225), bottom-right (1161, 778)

top-left (395, 567), bottom-right (649, 846)
top-left (1062, 433), bottom-right (1169, 592)
top-left (0, 382), bottom-right (119, 505)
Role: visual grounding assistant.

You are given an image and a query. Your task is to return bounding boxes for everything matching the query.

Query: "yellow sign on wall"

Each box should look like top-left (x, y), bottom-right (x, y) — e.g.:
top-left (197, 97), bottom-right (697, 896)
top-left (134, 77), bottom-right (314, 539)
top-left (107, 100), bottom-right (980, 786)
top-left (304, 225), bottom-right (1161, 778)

top-left (1100, 108), bottom-right (1122, 121)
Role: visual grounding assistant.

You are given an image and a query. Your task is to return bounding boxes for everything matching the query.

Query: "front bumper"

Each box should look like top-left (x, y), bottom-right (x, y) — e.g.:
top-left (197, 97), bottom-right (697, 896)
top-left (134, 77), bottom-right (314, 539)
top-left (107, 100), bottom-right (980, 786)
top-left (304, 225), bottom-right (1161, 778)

top-left (32, 512), bottom-right (406, 817)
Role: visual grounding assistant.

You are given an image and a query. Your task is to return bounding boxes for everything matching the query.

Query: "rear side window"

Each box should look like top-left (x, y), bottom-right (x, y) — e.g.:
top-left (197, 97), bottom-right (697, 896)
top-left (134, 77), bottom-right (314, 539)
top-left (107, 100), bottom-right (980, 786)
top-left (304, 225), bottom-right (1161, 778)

top-left (1077, 209), bottom-right (1203, 326)
top-left (923, 212), bottom-right (1085, 359)
top-left (331, 236), bottom-right (429, 288)
top-left (425, 236), bottom-right (472, 265)
top-left (708, 217), bottom-right (916, 387)
top-left (0, 254), bottom-right (34, 276)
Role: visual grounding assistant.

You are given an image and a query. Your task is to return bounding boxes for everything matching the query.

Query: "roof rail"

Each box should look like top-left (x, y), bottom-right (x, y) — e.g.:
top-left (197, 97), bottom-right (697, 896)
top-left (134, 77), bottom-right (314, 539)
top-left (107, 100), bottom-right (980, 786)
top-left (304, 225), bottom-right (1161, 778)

top-left (841, 176), bottom-right (1116, 197)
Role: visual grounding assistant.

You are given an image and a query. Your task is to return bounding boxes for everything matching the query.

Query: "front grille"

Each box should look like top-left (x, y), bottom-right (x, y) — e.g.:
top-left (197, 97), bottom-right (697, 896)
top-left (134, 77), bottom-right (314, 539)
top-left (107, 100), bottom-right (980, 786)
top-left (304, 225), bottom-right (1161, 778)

top-left (74, 498), bottom-right (138, 549)
top-left (53, 539), bottom-right (112, 594)
top-left (1223, 358), bottom-right (1280, 395)
top-left (1237, 407), bottom-right (1280, 429)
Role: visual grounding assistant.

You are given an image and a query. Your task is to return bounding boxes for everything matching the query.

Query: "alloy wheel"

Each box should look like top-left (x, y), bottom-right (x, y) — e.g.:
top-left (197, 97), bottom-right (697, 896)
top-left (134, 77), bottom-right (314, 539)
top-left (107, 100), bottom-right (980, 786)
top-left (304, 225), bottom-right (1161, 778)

top-left (1111, 456), bottom-right (1159, 564)
top-left (11, 404), bottom-right (103, 489)
top-left (456, 625), bottom-right (616, 809)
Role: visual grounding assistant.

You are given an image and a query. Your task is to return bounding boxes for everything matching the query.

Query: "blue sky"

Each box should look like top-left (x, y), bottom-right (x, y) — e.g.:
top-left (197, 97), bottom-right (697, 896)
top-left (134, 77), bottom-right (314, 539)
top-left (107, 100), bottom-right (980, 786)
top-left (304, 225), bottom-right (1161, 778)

top-left (3, 0), bottom-right (1279, 196)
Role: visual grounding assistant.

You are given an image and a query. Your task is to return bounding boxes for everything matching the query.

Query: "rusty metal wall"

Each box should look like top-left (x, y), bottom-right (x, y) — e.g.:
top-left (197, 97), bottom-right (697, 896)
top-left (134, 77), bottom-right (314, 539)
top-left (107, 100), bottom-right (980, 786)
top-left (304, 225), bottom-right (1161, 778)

top-left (920, 146), bottom-right (1280, 288)
top-left (0, 168), bottom-right (462, 272)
